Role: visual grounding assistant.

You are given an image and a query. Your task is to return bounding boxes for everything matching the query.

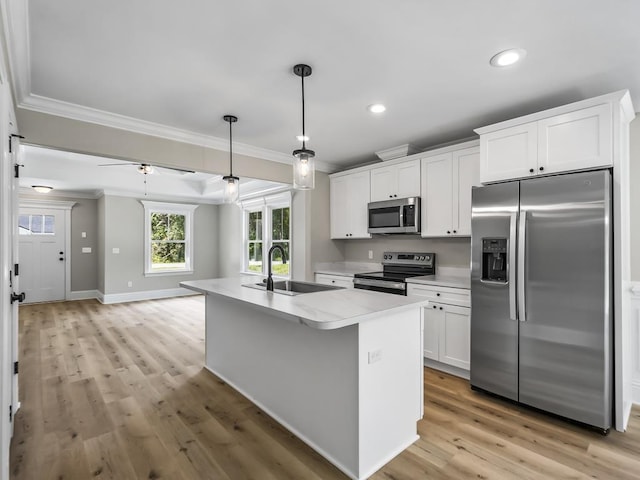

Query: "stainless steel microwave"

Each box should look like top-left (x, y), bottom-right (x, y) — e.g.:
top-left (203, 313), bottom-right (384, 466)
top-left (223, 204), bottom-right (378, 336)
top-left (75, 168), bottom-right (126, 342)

top-left (367, 197), bottom-right (421, 234)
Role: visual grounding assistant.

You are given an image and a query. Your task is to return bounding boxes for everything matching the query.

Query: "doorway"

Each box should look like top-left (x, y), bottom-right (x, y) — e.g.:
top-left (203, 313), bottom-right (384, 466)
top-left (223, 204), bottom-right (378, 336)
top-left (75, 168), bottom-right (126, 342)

top-left (18, 202), bottom-right (74, 303)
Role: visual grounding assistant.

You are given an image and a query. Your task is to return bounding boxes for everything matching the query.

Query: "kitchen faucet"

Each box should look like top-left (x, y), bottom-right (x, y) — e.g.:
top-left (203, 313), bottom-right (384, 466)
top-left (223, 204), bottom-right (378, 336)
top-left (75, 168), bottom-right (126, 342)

top-left (266, 244), bottom-right (287, 291)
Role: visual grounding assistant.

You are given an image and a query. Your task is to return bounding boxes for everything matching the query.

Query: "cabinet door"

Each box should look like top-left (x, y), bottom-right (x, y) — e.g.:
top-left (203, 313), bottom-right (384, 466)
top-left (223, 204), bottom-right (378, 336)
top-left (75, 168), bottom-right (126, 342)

top-left (453, 147), bottom-right (480, 236)
top-left (370, 166), bottom-right (395, 201)
top-left (314, 273), bottom-right (354, 289)
top-left (422, 305), bottom-right (441, 361)
top-left (538, 103), bottom-right (612, 174)
top-left (480, 123), bottom-right (538, 183)
top-left (439, 305), bottom-right (470, 370)
top-left (330, 175), bottom-right (350, 238)
top-left (421, 153), bottom-right (453, 237)
top-left (349, 171), bottom-right (372, 238)
top-left (396, 160), bottom-right (421, 198)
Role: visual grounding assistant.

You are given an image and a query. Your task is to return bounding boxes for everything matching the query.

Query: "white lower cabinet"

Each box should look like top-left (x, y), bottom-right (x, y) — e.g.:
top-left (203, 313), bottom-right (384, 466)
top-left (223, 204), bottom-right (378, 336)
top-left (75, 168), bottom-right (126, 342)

top-left (314, 273), bottom-right (354, 289)
top-left (407, 283), bottom-right (470, 376)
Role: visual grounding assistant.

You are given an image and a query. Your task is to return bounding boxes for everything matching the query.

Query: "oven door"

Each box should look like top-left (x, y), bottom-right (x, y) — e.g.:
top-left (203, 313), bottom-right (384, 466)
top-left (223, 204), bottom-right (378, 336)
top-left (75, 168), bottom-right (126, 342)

top-left (353, 277), bottom-right (407, 295)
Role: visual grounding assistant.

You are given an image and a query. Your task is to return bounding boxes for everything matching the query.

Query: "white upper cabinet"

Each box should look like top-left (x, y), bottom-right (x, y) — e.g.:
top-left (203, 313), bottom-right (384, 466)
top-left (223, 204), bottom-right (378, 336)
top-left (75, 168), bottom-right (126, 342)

top-left (330, 171), bottom-right (371, 239)
top-left (538, 103), bottom-right (612, 174)
top-left (478, 100), bottom-right (614, 184)
top-left (421, 145), bottom-right (480, 237)
top-left (479, 123), bottom-right (537, 183)
top-left (370, 159), bottom-right (421, 202)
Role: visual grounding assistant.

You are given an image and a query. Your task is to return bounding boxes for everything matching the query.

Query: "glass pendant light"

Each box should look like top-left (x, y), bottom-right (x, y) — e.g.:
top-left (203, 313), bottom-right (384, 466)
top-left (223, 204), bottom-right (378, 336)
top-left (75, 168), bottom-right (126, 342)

top-left (222, 114), bottom-right (240, 203)
top-left (292, 64), bottom-right (315, 190)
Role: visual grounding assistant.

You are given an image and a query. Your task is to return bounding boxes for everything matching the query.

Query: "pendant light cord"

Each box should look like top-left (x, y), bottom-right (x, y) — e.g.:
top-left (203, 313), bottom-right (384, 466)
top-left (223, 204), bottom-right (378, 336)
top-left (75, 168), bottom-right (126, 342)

top-left (301, 73), bottom-right (306, 150)
top-left (229, 119), bottom-right (233, 176)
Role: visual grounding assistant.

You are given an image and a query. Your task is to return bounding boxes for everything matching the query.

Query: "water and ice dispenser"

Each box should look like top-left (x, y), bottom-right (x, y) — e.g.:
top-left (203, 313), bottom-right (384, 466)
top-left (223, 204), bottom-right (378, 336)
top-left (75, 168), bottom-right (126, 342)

top-left (482, 238), bottom-right (508, 282)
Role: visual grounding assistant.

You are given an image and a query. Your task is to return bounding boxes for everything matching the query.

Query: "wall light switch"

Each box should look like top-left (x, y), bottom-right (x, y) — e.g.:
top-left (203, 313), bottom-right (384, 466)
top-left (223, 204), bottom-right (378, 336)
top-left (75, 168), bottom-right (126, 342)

top-left (81, 232), bottom-right (87, 238)
top-left (112, 247), bottom-right (120, 254)
top-left (368, 250), bottom-right (373, 260)
top-left (82, 247), bottom-right (92, 253)
top-left (127, 281), bottom-right (133, 287)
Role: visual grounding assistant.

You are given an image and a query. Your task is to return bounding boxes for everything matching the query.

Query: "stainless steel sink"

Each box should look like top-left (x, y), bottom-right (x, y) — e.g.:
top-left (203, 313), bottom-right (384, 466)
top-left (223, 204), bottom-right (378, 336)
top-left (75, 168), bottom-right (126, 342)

top-left (243, 279), bottom-right (344, 296)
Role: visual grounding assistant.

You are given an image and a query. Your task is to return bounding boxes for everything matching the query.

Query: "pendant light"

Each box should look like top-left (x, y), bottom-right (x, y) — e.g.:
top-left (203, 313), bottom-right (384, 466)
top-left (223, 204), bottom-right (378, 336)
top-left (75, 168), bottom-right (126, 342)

top-left (222, 114), bottom-right (240, 203)
top-left (292, 64), bottom-right (315, 190)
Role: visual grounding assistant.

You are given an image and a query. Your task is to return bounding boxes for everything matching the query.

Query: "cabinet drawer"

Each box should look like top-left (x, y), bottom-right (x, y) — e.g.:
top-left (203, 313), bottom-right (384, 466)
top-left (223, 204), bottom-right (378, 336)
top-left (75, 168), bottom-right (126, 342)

top-left (407, 284), bottom-right (470, 307)
top-left (314, 273), bottom-right (354, 289)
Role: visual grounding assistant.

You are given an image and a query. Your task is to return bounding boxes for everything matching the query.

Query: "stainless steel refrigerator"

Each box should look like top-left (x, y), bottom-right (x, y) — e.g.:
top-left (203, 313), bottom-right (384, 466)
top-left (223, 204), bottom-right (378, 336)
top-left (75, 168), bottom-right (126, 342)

top-left (470, 169), bottom-right (612, 432)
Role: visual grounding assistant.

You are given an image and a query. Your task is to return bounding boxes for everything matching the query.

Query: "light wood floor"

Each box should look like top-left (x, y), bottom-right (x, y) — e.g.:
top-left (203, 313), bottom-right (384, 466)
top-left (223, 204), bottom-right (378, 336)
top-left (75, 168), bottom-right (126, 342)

top-left (11, 297), bottom-right (640, 479)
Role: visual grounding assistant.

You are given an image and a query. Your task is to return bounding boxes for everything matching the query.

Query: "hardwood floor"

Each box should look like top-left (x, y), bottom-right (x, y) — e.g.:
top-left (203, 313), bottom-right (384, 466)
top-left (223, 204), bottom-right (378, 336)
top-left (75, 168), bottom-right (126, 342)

top-left (11, 297), bottom-right (640, 479)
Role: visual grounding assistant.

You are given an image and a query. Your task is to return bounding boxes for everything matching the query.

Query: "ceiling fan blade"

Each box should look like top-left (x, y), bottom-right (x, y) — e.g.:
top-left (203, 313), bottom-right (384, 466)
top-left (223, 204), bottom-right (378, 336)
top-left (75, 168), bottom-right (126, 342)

top-left (154, 165), bottom-right (196, 174)
top-left (98, 162), bottom-right (140, 167)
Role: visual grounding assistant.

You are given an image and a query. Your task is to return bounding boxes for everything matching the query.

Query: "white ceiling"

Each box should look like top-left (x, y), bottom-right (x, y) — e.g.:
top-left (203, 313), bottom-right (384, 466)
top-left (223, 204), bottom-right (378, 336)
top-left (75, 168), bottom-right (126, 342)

top-left (6, 0), bottom-right (640, 177)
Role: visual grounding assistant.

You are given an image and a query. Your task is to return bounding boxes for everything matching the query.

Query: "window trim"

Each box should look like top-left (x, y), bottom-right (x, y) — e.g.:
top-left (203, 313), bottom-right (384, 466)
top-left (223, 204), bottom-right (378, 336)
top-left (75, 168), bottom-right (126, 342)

top-left (141, 201), bottom-right (198, 276)
top-left (242, 192), bottom-right (291, 278)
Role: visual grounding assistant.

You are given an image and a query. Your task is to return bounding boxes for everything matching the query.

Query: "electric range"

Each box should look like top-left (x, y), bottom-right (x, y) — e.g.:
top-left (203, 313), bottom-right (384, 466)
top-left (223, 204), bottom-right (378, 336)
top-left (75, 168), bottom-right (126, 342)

top-left (353, 251), bottom-right (435, 295)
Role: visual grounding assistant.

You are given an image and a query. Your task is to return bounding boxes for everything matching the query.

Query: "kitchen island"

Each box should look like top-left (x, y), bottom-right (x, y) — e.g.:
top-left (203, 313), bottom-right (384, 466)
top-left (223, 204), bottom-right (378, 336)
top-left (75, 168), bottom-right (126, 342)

top-left (180, 277), bottom-right (428, 480)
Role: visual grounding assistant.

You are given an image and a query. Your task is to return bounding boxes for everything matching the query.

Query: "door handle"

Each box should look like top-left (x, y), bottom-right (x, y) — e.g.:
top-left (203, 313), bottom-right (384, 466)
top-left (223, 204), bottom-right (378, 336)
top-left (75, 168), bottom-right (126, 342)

top-left (10, 292), bottom-right (25, 304)
top-left (509, 212), bottom-right (517, 321)
top-left (518, 211), bottom-right (527, 322)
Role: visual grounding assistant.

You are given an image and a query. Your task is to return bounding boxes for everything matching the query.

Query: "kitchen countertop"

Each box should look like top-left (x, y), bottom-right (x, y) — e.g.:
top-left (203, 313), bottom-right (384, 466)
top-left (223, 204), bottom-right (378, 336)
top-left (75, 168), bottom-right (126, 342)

top-left (314, 262), bottom-right (381, 277)
top-left (406, 274), bottom-right (470, 289)
top-left (181, 276), bottom-right (428, 330)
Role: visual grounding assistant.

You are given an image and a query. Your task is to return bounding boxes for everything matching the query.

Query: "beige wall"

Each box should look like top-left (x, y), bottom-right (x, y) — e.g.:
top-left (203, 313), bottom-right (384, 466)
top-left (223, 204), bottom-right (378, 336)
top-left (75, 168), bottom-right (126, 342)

top-left (15, 109), bottom-right (293, 184)
top-left (630, 117), bottom-right (640, 281)
top-left (217, 202), bottom-right (244, 277)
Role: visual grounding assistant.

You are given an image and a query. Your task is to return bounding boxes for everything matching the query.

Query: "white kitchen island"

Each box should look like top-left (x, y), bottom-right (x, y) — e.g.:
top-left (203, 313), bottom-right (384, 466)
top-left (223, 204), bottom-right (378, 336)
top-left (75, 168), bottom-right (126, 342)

top-left (180, 277), bottom-right (428, 480)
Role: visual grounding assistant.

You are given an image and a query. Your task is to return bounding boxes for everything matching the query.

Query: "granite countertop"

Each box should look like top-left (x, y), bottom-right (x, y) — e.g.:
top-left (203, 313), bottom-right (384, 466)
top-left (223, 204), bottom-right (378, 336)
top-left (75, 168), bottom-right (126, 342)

top-left (180, 277), bottom-right (427, 330)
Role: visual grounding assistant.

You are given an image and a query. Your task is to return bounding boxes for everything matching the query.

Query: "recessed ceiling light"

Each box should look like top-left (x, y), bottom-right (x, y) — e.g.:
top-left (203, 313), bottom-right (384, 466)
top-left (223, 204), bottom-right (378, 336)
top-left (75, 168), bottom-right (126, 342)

top-left (32, 185), bottom-right (53, 193)
top-left (367, 104), bottom-right (386, 114)
top-left (490, 48), bottom-right (527, 67)
top-left (296, 135), bottom-right (309, 142)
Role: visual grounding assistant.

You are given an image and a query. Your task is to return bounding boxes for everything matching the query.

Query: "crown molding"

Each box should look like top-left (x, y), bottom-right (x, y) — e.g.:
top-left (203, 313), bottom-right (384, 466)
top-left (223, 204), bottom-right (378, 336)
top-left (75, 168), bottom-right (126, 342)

top-left (19, 93), bottom-right (338, 173)
top-left (1, 0), bottom-right (30, 105)
top-left (19, 186), bottom-right (102, 199)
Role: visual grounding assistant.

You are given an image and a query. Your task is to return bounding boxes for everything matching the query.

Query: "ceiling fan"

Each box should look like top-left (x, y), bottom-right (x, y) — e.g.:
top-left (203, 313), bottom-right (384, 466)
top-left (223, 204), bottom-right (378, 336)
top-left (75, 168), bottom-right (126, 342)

top-left (98, 162), bottom-right (196, 175)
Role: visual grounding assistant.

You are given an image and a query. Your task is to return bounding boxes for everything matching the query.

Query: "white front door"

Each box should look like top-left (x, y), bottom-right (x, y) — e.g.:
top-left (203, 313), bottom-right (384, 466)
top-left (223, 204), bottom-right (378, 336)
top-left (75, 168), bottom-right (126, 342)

top-left (18, 207), bottom-right (67, 303)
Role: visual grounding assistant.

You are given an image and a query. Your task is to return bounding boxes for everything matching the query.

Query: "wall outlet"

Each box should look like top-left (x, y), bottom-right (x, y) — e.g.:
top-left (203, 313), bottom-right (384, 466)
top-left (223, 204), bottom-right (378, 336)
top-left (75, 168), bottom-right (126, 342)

top-left (127, 281), bottom-right (133, 287)
top-left (81, 231), bottom-right (87, 238)
top-left (368, 349), bottom-right (383, 364)
top-left (81, 247), bottom-right (92, 253)
top-left (112, 247), bottom-right (120, 254)
top-left (368, 250), bottom-right (373, 260)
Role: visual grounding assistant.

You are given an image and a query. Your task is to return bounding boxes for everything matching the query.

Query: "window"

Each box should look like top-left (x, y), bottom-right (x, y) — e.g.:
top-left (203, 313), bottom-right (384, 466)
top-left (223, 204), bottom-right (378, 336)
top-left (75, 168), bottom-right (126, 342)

top-left (18, 214), bottom-right (55, 235)
top-left (141, 201), bottom-right (198, 276)
top-left (243, 192), bottom-right (291, 277)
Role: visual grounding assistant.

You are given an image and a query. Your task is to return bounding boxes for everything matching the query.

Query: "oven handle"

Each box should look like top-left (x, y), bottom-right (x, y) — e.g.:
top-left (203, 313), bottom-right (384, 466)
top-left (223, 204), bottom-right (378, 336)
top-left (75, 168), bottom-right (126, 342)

top-left (353, 277), bottom-right (406, 291)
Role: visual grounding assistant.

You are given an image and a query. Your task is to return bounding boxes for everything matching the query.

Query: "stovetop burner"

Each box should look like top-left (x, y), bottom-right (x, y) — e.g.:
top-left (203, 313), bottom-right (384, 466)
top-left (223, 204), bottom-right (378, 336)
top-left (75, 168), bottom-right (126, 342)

top-left (353, 252), bottom-right (436, 295)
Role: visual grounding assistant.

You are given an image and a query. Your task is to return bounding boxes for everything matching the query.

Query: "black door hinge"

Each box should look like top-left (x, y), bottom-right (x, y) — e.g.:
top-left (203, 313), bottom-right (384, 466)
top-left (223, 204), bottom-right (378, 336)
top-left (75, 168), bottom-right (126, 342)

top-left (14, 163), bottom-right (21, 178)
top-left (14, 263), bottom-right (19, 276)
top-left (9, 134), bottom-right (24, 153)
top-left (9, 405), bottom-right (12, 422)
top-left (14, 361), bottom-right (18, 375)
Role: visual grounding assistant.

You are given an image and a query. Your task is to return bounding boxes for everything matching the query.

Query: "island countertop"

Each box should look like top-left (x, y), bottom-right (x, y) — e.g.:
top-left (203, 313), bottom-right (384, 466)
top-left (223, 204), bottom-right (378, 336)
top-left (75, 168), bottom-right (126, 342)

top-left (180, 277), bottom-right (428, 330)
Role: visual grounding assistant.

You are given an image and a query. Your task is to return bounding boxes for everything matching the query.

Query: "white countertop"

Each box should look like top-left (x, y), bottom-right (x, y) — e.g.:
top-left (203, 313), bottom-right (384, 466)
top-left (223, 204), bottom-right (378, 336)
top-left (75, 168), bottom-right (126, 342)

top-left (181, 277), bottom-right (428, 330)
top-left (406, 274), bottom-right (470, 289)
top-left (314, 262), bottom-right (381, 277)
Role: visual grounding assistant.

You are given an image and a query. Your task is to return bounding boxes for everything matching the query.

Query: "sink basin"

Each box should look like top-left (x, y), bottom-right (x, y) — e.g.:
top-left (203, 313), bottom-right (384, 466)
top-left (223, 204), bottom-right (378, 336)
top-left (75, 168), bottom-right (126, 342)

top-left (243, 279), bottom-right (344, 296)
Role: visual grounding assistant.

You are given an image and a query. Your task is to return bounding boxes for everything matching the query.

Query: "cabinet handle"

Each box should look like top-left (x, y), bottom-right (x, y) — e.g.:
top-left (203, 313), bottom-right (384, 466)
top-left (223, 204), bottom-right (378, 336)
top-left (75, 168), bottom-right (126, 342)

top-left (439, 306), bottom-right (443, 310)
top-left (453, 230), bottom-right (457, 234)
top-left (389, 195), bottom-right (393, 198)
top-left (331, 280), bottom-right (335, 283)
top-left (539, 166), bottom-right (544, 171)
top-left (446, 230), bottom-right (451, 234)
top-left (529, 168), bottom-right (534, 173)
top-left (394, 194), bottom-right (397, 198)
top-left (436, 293), bottom-right (440, 296)
top-left (432, 305), bottom-right (437, 309)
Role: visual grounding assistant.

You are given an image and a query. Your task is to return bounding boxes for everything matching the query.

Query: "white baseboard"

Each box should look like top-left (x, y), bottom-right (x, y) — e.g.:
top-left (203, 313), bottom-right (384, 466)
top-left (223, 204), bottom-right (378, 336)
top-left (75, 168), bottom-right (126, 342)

top-left (67, 289), bottom-right (100, 301)
top-left (98, 287), bottom-right (199, 304)
top-left (633, 382), bottom-right (640, 407)
top-left (630, 282), bottom-right (640, 406)
top-left (423, 358), bottom-right (470, 380)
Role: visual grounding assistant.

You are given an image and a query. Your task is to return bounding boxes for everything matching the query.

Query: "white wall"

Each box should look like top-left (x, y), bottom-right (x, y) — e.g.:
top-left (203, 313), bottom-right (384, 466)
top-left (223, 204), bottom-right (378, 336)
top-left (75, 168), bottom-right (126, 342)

top-left (630, 118), bottom-right (640, 282)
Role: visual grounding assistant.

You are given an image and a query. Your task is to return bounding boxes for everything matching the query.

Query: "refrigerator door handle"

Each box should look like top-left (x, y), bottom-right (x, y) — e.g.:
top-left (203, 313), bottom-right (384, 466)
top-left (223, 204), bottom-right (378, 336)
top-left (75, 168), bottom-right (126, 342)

top-left (509, 212), bottom-right (518, 321)
top-left (518, 210), bottom-right (527, 322)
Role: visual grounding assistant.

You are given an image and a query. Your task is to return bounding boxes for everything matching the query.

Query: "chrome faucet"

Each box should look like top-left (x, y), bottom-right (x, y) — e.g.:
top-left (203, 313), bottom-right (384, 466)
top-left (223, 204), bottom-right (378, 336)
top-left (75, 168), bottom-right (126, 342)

top-left (266, 244), bottom-right (287, 291)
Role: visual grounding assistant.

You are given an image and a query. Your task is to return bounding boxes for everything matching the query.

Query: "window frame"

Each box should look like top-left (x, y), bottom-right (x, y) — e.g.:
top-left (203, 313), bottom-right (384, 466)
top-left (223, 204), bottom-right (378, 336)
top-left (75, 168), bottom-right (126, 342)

top-left (141, 201), bottom-right (198, 276)
top-left (242, 192), bottom-right (291, 278)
